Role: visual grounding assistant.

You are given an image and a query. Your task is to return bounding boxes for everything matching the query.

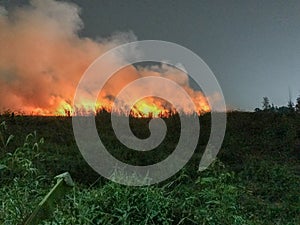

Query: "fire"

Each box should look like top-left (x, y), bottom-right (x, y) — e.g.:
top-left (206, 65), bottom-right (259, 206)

top-left (55, 96), bottom-right (210, 118)
top-left (52, 64), bottom-right (211, 118)
top-left (131, 98), bottom-right (173, 118)
top-left (2, 61), bottom-right (212, 118)
top-left (0, 0), bottom-right (213, 118)
top-left (56, 101), bottom-right (73, 117)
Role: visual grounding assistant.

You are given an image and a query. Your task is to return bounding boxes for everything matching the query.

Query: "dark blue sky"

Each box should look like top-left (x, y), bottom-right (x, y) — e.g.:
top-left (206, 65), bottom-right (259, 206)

top-left (3, 0), bottom-right (300, 110)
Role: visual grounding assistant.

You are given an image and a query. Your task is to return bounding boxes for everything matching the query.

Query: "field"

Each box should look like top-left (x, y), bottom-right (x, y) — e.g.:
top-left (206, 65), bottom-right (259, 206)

top-left (0, 111), bottom-right (299, 224)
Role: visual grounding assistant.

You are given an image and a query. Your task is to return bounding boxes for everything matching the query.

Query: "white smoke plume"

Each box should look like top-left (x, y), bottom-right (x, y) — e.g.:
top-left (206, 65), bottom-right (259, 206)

top-left (0, 0), bottom-right (136, 114)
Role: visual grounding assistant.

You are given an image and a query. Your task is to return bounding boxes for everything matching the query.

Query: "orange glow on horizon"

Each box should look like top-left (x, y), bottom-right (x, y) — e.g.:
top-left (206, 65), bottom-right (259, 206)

top-left (53, 96), bottom-right (210, 118)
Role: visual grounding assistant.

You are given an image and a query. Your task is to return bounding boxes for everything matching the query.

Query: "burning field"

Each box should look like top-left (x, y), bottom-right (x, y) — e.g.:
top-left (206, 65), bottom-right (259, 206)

top-left (1, 1), bottom-right (300, 224)
top-left (0, 0), bottom-right (211, 117)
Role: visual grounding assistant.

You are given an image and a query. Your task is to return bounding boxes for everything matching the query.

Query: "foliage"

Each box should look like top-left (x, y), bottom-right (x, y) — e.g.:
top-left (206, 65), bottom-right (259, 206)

top-left (296, 95), bottom-right (300, 112)
top-left (0, 112), bottom-right (300, 224)
top-left (262, 97), bottom-right (271, 111)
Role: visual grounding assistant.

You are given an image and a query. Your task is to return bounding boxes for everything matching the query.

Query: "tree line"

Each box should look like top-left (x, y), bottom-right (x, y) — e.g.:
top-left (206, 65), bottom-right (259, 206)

top-left (255, 95), bottom-right (300, 113)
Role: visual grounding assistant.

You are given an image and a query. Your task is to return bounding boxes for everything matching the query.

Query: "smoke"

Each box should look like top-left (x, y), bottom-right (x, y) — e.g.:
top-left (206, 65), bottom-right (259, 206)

top-left (0, 0), bottom-right (135, 114)
top-left (0, 0), bottom-right (209, 116)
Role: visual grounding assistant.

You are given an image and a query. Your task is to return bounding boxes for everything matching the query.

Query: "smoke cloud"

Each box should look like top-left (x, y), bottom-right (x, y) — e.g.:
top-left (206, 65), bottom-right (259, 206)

top-left (0, 0), bottom-right (136, 114)
top-left (0, 0), bottom-right (209, 116)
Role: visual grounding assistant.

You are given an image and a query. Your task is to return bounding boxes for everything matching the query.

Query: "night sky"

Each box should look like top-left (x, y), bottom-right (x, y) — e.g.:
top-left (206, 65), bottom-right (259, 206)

top-left (2, 0), bottom-right (300, 111)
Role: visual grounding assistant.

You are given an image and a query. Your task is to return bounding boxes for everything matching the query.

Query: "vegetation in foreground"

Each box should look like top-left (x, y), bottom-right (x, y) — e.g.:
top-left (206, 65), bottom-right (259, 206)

top-left (0, 111), bottom-right (300, 224)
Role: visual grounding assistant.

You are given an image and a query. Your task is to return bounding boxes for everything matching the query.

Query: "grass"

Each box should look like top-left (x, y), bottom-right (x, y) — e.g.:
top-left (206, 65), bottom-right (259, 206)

top-left (0, 111), bottom-right (299, 224)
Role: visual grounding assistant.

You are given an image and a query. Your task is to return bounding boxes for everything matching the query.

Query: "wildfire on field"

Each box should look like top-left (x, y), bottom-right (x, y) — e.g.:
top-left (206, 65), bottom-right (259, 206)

top-left (1, 61), bottom-right (211, 118)
top-left (53, 63), bottom-right (211, 118)
top-left (0, 0), bottom-right (212, 118)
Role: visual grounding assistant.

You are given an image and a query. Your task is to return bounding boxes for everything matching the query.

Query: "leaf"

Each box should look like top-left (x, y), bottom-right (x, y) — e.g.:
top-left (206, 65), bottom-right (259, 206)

top-left (0, 121), bottom-right (6, 129)
top-left (0, 164), bottom-right (7, 170)
top-left (39, 138), bottom-right (44, 144)
top-left (5, 135), bottom-right (14, 147)
top-left (206, 200), bottom-right (221, 205)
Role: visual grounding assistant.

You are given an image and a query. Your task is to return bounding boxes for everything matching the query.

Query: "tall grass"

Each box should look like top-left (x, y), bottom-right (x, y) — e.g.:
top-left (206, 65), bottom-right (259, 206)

top-left (0, 112), bottom-right (299, 224)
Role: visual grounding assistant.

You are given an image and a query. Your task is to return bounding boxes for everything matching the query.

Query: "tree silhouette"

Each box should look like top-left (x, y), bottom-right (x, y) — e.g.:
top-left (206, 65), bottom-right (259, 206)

top-left (296, 95), bottom-right (300, 112)
top-left (287, 99), bottom-right (294, 112)
top-left (262, 97), bottom-right (271, 111)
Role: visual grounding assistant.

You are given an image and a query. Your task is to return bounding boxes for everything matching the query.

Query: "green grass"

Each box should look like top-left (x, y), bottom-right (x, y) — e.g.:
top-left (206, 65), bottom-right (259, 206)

top-left (0, 112), bottom-right (299, 224)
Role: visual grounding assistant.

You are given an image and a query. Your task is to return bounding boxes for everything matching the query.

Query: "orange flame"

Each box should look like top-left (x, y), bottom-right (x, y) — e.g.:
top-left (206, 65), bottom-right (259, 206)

top-left (54, 67), bottom-right (212, 117)
top-left (55, 97), bottom-right (210, 118)
top-left (130, 98), bottom-right (173, 118)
